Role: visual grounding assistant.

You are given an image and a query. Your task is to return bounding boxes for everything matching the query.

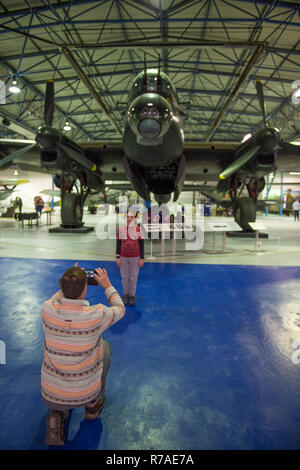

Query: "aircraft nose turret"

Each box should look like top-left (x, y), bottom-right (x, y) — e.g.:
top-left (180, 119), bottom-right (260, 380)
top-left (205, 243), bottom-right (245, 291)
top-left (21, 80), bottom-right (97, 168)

top-left (127, 93), bottom-right (173, 141)
top-left (138, 105), bottom-right (162, 138)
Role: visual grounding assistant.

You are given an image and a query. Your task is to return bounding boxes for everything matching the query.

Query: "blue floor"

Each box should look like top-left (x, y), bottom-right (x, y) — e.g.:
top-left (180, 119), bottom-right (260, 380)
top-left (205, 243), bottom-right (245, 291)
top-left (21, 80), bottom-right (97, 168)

top-left (0, 257), bottom-right (300, 450)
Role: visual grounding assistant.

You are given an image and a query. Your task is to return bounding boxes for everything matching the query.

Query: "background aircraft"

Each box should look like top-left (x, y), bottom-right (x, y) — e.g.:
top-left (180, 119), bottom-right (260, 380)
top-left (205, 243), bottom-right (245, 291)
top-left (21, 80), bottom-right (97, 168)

top-left (0, 71), bottom-right (300, 232)
top-left (40, 187), bottom-right (130, 208)
top-left (0, 178), bottom-right (29, 201)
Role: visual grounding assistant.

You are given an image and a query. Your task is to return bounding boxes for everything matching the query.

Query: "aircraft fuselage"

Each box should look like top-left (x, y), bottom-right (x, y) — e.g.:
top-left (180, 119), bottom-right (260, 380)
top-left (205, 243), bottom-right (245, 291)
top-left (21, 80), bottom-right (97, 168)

top-left (122, 69), bottom-right (185, 203)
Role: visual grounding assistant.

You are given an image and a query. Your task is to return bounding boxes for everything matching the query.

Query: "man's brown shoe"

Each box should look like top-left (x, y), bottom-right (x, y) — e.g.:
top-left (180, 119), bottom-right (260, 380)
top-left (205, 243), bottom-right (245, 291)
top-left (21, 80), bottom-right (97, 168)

top-left (45, 410), bottom-right (67, 446)
top-left (85, 397), bottom-right (105, 420)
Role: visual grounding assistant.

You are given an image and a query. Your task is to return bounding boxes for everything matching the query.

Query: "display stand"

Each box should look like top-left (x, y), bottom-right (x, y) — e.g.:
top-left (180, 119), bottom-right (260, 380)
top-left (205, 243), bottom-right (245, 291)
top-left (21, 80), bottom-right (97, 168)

top-left (247, 222), bottom-right (266, 252)
top-left (202, 219), bottom-right (242, 254)
top-left (170, 223), bottom-right (194, 255)
top-left (142, 223), bottom-right (160, 260)
top-left (148, 239), bottom-right (156, 260)
top-left (142, 223), bottom-right (193, 257)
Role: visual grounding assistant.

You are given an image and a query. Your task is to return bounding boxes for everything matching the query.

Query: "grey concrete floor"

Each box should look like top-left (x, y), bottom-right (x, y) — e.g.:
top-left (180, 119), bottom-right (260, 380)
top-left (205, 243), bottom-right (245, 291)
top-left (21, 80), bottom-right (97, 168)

top-left (0, 210), bottom-right (300, 266)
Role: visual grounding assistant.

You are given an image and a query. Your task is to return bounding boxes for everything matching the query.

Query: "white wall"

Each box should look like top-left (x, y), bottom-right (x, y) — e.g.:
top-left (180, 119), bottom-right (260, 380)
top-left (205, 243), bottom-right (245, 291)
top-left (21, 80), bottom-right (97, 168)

top-left (261, 174), bottom-right (300, 200)
top-left (0, 169), bottom-right (53, 212)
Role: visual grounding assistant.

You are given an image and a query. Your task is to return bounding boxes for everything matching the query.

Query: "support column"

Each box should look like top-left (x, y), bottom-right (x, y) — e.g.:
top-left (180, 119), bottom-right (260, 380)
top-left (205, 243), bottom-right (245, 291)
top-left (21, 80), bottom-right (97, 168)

top-left (280, 170), bottom-right (284, 216)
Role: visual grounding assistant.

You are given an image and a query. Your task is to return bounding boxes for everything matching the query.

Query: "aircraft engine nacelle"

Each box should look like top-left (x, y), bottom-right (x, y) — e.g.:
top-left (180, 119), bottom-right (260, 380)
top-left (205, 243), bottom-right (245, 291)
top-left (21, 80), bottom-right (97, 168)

top-left (127, 93), bottom-right (173, 142)
top-left (233, 127), bottom-right (279, 179)
top-left (37, 126), bottom-right (64, 171)
top-left (39, 146), bottom-right (59, 169)
top-left (246, 151), bottom-right (276, 178)
top-left (37, 125), bottom-right (100, 176)
top-left (36, 125), bottom-right (60, 151)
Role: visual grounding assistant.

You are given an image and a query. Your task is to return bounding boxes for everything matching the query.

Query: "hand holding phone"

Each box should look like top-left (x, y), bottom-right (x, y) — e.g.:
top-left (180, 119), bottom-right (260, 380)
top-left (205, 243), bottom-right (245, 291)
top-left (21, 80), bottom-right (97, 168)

top-left (84, 269), bottom-right (98, 285)
top-left (94, 268), bottom-right (112, 289)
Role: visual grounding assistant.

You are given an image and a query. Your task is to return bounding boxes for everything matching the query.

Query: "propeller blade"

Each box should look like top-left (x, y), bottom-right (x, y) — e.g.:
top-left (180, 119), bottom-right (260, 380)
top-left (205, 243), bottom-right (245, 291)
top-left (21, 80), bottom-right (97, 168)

top-left (44, 80), bottom-right (54, 126)
top-left (255, 79), bottom-right (267, 127)
top-left (279, 141), bottom-right (300, 156)
top-left (219, 146), bottom-right (260, 180)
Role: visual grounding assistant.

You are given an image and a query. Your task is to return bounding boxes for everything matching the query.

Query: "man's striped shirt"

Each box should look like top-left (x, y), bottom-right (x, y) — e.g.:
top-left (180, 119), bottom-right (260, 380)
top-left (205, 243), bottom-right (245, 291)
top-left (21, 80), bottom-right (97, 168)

top-left (41, 286), bottom-right (125, 406)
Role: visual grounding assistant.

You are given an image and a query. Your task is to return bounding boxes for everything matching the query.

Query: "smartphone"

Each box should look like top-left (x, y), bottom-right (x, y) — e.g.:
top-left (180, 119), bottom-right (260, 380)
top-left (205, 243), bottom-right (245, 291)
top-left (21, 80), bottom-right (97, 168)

top-left (84, 269), bottom-right (98, 286)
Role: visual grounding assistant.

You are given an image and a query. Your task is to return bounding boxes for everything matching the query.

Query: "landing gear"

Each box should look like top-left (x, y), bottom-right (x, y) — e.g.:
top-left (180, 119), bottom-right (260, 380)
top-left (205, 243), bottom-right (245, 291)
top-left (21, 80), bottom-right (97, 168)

top-left (230, 177), bottom-right (264, 232)
top-left (49, 173), bottom-right (94, 233)
top-left (61, 193), bottom-right (83, 227)
top-left (234, 197), bottom-right (256, 231)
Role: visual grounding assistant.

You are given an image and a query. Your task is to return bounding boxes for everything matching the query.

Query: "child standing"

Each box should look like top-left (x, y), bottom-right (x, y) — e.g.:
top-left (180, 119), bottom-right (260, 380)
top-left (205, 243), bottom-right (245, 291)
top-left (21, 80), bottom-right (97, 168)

top-left (116, 210), bottom-right (144, 306)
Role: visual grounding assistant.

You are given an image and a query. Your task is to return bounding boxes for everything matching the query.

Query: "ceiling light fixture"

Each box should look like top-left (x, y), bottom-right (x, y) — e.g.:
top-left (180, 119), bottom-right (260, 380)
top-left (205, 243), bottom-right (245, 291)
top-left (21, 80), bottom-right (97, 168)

top-left (63, 120), bottom-right (71, 131)
top-left (8, 76), bottom-right (21, 94)
top-left (242, 133), bottom-right (252, 143)
top-left (292, 87), bottom-right (300, 101)
top-left (12, 164), bottom-right (19, 176)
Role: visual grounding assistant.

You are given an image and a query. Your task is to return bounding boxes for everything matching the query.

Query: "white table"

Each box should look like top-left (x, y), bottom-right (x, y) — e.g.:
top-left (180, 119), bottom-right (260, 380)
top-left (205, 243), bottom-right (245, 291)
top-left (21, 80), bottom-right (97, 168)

top-left (204, 219), bottom-right (243, 254)
top-left (142, 222), bottom-right (194, 257)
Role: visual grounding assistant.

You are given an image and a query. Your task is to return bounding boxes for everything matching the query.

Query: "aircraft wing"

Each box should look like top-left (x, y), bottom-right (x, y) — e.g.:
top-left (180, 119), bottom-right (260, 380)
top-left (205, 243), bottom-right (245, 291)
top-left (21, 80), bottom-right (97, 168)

top-left (0, 178), bottom-right (29, 201)
top-left (0, 138), bottom-right (237, 180)
top-left (0, 177), bottom-right (30, 186)
top-left (0, 139), bottom-right (39, 167)
top-left (1, 138), bottom-right (300, 198)
top-left (0, 189), bottom-right (15, 201)
top-left (183, 139), bottom-right (300, 180)
top-left (184, 143), bottom-right (236, 182)
top-left (40, 189), bottom-right (61, 197)
top-left (276, 144), bottom-right (300, 171)
top-left (0, 138), bottom-right (129, 181)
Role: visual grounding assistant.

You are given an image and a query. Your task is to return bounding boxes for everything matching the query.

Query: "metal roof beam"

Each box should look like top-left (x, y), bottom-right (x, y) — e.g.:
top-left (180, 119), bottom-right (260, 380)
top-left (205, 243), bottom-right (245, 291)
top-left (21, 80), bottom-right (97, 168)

top-left (23, 68), bottom-right (297, 86)
top-left (0, 0), bottom-right (101, 19)
top-left (0, 56), bottom-right (92, 140)
top-left (61, 47), bottom-right (122, 136)
top-left (4, 88), bottom-right (285, 104)
top-left (115, 0), bottom-right (137, 75)
top-left (229, 0), bottom-right (300, 13)
top-left (2, 43), bottom-right (300, 61)
top-left (204, 45), bottom-right (266, 141)
top-left (65, 39), bottom-right (269, 50)
top-left (1, 18), bottom-right (300, 35)
top-left (3, 60), bottom-right (298, 82)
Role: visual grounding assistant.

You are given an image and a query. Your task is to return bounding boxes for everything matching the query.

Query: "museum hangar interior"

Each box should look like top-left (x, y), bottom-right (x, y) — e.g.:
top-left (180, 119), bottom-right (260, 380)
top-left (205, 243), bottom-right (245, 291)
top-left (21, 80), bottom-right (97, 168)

top-left (0, 0), bottom-right (300, 451)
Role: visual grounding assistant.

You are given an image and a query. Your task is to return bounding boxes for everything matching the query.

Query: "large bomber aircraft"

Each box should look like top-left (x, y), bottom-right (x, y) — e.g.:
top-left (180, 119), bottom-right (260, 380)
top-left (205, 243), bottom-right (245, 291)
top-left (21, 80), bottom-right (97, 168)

top-left (0, 69), bottom-right (300, 231)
